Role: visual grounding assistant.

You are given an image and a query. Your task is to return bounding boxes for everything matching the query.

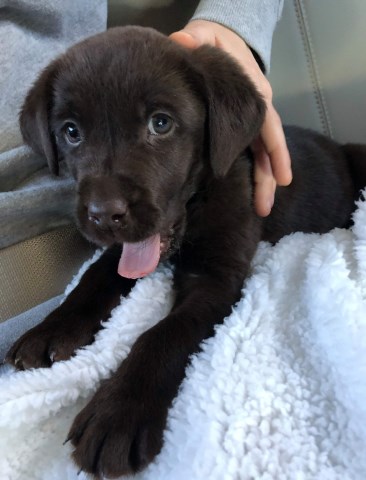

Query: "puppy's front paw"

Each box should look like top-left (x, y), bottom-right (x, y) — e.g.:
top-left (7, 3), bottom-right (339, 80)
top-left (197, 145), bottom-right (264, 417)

top-left (6, 313), bottom-right (99, 370)
top-left (68, 378), bottom-right (166, 478)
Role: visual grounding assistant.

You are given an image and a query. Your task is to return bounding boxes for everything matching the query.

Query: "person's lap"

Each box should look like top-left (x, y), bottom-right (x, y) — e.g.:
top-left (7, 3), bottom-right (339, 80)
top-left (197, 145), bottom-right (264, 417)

top-left (0, 295), bottom-right (63, 364)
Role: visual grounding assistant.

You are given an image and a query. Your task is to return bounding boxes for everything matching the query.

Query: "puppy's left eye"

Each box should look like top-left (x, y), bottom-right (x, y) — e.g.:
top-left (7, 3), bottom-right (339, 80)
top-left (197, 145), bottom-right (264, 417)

top-left (148, 114), bottom-right (173, 135)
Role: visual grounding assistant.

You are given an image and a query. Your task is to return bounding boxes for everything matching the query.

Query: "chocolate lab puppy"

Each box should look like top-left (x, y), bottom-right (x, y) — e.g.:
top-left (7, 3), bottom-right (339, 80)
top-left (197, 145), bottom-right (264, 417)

top-left (6, 26), bottom-right (366, 478)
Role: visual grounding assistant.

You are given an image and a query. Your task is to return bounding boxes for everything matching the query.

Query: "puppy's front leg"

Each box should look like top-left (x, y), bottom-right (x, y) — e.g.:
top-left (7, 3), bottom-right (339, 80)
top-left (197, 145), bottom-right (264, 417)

top-left (68, 218), bottom-right (260, 478)
top-left (6, 246), bottom-right (136, 370)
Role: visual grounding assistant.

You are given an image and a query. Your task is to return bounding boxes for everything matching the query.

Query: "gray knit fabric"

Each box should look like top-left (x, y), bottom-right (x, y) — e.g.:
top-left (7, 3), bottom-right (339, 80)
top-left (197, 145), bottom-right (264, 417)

top-left (191, 0), bottom-right (284, 72)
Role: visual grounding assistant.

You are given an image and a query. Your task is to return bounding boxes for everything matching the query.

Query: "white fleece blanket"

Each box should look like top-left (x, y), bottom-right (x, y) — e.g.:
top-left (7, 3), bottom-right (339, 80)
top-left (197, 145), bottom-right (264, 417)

top-left (1, 195), bottom-right (366, 480)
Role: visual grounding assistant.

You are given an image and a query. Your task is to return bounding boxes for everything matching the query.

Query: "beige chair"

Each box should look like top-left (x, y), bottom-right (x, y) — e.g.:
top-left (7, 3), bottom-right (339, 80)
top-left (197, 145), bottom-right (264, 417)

top-left (1, 0), bottom-right (365, 322)
top-left (269, 0), bottom-right (365, 144)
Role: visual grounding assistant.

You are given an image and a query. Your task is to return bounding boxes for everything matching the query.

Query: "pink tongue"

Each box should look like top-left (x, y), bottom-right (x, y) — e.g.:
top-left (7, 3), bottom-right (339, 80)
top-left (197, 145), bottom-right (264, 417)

top-left (118, 234), bottom-right (161, 279)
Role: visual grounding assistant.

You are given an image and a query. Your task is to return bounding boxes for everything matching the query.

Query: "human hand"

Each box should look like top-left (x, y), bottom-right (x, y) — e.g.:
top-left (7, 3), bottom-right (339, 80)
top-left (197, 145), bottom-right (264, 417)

top-left (170, 20), bottom-right (292, 216)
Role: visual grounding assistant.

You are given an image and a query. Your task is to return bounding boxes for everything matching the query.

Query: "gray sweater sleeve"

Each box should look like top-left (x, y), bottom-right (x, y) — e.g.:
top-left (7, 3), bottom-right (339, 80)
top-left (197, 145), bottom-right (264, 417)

top-left (191, 0), bottom-right (284, 72)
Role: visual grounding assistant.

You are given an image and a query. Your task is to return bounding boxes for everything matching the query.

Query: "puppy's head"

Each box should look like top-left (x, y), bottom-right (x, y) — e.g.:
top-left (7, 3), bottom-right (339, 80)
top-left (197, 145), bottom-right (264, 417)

top-left (20, 26), bottom-right (265, 277)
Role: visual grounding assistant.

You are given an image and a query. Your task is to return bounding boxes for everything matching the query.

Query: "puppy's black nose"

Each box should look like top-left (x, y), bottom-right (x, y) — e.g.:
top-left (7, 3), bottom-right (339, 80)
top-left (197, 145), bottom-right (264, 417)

top-left (87, 199), bottom-right (127, 228)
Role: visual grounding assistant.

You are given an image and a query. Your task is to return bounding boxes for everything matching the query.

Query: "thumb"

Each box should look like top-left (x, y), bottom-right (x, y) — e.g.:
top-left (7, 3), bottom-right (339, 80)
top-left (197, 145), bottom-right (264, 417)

top-left (170, 22), bottom-right (216, 49)
top-left (169, 31), bottom-right (199, 49)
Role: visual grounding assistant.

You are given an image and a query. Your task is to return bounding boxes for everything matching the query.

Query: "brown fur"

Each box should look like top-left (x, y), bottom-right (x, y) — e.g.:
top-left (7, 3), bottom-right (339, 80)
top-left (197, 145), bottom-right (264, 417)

top-left (6, 26), bottom-right (366, 478)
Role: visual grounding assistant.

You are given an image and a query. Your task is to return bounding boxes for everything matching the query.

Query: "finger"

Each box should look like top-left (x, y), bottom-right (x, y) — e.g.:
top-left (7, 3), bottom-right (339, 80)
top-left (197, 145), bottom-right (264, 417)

top-left (253, 140), bottom-right (276, 217)
top-left (170, 20), bottom-right (217, 48)
top-left (261, 105), bottom-right (292, 186)
top-left (169, 31), bottom-right (199, 49)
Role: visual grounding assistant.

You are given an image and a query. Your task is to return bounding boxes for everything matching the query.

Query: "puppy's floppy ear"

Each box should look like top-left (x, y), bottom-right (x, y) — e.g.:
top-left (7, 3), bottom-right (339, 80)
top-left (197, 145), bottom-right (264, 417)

top-left (20, 60), bottom-right (60, 175)
top-left (191, 45), bottom-right (266, 177)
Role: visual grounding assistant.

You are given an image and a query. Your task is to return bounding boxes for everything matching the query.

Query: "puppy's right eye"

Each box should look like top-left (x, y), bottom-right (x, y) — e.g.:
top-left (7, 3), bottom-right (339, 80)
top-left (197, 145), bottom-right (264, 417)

top-left (63, 122), bottom-right (82, 145)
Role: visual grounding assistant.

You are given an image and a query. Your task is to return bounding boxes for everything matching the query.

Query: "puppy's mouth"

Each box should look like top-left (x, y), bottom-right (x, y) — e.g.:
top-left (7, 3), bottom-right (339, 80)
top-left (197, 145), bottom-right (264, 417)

top-left (117, 230), bottom-right (175, 279)
top-left (118, 225), bottom-right (181, 279)
top-left (78, 195), bottom-right (185, 278)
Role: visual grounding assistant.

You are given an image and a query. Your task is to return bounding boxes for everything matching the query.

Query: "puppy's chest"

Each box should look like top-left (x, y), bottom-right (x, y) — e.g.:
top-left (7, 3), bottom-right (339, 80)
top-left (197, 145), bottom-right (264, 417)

top-left (183, 187), bottom-right (220, 238)
top-left (183, 162), bottom-right (253, 242)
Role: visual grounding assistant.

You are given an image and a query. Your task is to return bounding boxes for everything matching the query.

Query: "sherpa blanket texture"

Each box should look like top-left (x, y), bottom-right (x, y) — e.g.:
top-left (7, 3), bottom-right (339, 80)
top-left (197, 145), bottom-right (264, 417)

top-left (1, 196), bottom-right (366, 480)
